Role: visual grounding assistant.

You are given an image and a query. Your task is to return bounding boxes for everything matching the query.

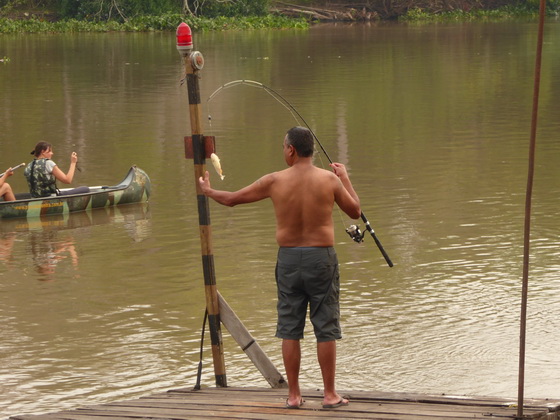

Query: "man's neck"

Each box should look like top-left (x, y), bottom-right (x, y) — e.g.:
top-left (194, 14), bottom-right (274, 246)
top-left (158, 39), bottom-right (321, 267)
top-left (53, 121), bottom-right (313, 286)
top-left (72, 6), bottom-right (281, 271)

top-left (290, 156), bottom-right (313, 168)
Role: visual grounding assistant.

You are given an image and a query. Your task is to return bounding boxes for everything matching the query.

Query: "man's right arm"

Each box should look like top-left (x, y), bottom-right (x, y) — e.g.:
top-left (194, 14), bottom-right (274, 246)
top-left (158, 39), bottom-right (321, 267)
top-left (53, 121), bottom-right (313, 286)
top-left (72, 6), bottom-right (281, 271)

top-left (330, 163), bottom-right (361, 219)
top-left (199, 171), bottom-right (272, 207)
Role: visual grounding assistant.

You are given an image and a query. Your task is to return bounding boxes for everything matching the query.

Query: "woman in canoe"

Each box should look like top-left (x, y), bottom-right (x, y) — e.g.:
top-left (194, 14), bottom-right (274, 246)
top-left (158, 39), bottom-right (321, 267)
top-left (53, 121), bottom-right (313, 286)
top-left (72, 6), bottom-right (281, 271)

top-left (0, 167), bottom-right (16, 201)
top-left (24, 142), bottom-right (89, 198)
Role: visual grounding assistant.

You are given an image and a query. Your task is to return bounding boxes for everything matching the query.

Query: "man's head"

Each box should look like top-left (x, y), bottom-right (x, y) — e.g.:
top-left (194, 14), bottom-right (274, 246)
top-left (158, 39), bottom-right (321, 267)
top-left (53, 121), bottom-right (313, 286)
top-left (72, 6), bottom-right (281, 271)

top-left (285, 126), bottom-right (314, 158)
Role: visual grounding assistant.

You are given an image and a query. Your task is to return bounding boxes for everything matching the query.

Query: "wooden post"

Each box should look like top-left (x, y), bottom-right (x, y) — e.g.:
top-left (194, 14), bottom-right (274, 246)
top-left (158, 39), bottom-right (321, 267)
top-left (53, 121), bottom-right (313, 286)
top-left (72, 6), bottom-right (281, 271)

top-left (517, 0), bottom-right (546, 417)
top-left (177, 23), bottom-right (227, 388)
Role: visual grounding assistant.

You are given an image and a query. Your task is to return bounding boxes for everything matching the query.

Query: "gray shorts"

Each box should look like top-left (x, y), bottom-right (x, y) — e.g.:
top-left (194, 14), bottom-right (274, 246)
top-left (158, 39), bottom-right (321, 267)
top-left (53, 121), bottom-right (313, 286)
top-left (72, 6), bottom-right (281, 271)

top-left (275, 247), bottom-right (341, 342)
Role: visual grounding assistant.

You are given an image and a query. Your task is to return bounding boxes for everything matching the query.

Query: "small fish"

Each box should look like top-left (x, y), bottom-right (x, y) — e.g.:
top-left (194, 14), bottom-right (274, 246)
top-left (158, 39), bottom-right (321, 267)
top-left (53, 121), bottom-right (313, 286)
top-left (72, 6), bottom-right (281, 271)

top-left (210, 153), bottom-right (225, 180)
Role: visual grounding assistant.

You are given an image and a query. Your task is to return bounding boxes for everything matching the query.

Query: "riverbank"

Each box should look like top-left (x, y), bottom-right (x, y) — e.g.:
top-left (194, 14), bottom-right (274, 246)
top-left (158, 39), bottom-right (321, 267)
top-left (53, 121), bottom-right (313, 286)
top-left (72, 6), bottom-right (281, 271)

top-left (0, 1), bottom-right (553, 34)
top-left (270, 1), bottom-right (546, 22)
top-left (0, 13), bottom-right (308, 34)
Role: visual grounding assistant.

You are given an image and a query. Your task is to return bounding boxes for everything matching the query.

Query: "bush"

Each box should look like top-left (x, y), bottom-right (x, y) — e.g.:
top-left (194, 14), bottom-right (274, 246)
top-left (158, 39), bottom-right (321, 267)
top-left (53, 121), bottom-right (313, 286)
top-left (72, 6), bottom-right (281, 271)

top-left (55, 0), bottom-right (270, 21)
top-left (194, 0), bottom-right (270, 18)
top-left (57, 0), bottom-right (182, 20)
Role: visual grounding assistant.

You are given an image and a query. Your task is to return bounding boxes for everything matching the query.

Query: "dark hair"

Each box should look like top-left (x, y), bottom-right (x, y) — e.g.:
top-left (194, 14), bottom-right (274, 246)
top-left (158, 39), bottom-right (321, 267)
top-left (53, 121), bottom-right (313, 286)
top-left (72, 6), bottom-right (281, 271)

top-left (31, 142), bottom-right (52, 157)
top-left (286, 126), bottom-right (314, 157)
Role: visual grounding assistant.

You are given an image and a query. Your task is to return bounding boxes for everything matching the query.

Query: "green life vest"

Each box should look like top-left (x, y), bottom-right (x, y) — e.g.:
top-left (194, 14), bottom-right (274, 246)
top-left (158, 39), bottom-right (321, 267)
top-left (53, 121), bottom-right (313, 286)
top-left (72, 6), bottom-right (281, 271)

top-left (24, 159), bottom-right (58, 198)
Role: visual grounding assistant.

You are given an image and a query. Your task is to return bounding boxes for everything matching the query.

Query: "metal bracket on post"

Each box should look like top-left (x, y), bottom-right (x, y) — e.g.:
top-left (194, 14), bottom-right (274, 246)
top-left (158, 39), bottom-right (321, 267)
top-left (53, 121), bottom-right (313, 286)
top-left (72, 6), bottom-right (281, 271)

top-left (184, 136), bottom-right (216, 160)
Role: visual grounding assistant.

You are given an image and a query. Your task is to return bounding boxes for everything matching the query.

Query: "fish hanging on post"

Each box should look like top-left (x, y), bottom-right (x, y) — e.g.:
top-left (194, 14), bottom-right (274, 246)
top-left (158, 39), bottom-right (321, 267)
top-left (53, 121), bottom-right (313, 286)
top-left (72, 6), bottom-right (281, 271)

top-left (210, 153), bottom-right (225, 180)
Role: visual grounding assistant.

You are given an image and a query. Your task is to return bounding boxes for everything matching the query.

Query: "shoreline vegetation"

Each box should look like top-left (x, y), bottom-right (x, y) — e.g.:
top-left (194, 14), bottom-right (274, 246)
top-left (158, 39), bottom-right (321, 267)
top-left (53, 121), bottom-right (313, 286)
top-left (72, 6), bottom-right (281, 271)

top-left (0, 0), bottom-right (558, 34)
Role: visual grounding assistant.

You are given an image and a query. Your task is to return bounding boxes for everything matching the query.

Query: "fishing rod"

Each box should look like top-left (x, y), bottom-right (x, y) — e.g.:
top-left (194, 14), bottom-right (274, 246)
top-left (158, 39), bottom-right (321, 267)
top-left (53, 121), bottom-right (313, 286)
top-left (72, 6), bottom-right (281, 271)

top-left (207, 80), bottom-right (393, 267)
top-left (0, 162), bottom-right (25, 178)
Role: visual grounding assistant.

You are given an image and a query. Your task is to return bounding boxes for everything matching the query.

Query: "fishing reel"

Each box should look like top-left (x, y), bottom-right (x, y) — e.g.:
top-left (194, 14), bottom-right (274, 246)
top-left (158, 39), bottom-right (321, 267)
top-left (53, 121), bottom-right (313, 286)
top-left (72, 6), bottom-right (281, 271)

top-left (346, 224), bottom-right (365, 243)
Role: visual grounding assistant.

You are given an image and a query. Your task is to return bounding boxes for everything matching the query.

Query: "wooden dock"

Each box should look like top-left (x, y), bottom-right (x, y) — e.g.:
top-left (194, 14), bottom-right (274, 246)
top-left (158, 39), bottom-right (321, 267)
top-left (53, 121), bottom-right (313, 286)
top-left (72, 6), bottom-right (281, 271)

top-left (9, 387), bottom-right (560, 419)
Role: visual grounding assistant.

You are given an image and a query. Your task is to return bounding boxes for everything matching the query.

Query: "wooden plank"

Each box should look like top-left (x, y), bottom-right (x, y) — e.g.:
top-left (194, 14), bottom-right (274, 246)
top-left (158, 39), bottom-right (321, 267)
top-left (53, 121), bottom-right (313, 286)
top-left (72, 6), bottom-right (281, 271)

top-left (9, 387), bottom-right (560, 420)
top-left (122, 396), bottom-right (554, 418)
top-left (217, 292), bottom-right (287, 389)
top-left (166, 387), bottom-right (560, 412)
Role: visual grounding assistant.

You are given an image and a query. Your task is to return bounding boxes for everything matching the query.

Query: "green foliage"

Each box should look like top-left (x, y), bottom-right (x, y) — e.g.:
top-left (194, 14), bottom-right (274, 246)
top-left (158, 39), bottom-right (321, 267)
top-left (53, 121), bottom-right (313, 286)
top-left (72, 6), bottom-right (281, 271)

top-left (400, 3), bottom-right (557, 21)
top-left (122, 13), bottom-right (306, 31)
top-left (0, 16), bottom-right (114, 31)
top-left (523, 0), bottom-right (560, 12)
top-left (194, 0), bottom-right (270, 18)
top-left (2, 0), bottom-right (556, 26)
top-left (0, 0), bottom-right (59, 12)
top-left (57, 0), bottom-right (183, 20)
top-left (0, 13), bottom-right (307, 33)
top-left (54, 0), bottom-right (271, 21)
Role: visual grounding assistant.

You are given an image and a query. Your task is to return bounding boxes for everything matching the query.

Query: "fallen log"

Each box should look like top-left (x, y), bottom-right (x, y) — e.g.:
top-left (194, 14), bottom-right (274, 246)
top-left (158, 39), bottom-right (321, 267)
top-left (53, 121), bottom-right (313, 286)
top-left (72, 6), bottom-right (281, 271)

top-left (271, 1), bottom-right (378, 21)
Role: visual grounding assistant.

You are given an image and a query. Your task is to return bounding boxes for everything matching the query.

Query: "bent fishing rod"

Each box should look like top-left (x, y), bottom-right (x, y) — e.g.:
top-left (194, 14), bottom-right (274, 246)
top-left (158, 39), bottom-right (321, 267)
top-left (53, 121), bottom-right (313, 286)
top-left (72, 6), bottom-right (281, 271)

top-left (208, 80), bottom-right (393, 267)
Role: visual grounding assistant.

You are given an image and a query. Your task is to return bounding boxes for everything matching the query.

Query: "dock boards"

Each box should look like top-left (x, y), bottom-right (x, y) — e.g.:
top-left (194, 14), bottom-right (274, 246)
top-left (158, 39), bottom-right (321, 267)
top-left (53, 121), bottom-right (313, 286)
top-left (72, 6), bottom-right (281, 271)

top-left (9, 387), bottom-right (560, 419)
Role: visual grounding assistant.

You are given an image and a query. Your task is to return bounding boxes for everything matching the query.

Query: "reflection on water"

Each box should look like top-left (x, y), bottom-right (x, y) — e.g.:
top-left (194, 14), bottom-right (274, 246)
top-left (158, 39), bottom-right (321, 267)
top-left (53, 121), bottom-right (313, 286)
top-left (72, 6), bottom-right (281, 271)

top-left (0, 204), bottom-right (151, 281)
top-left (1, 21), bottom-right (559, 418)
top-left (29, 232), bottom-right (79, 280)
top-left (0, 232), bottom-right (17, 267)
top-left (0, 203), bottom-right (151, 235)
top-left (0, 204), bottom-right (154, 416)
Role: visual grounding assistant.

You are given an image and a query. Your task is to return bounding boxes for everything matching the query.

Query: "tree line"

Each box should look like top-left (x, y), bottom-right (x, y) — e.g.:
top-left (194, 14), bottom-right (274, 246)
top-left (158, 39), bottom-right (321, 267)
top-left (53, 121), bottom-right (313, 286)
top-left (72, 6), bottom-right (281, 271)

top-left (0, 0), bottom-right (269, 20)
top-left (0, 0), bottom-right (556, 22)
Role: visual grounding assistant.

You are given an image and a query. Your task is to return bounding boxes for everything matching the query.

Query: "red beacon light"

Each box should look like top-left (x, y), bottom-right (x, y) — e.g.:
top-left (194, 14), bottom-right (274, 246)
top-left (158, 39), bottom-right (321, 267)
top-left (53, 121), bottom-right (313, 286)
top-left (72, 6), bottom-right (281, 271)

top-left (176, 23), bottom-right (193, 56)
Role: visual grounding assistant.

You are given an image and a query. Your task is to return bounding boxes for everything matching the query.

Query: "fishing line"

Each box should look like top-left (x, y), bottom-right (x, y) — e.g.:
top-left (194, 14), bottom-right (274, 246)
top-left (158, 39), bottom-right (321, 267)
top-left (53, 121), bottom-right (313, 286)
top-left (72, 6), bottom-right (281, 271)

top-left (207, 80), bottom-right (345, 227)
top-left (207, 80), bottom-right (333, 161)
top-left (206, 80), bottom-right (393, 267)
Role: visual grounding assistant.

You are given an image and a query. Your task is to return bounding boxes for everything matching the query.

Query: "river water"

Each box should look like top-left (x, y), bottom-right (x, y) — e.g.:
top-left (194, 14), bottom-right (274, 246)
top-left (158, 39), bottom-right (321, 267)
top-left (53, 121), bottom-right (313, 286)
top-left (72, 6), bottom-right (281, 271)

top-left (1, 20), bottom-right (559, 417)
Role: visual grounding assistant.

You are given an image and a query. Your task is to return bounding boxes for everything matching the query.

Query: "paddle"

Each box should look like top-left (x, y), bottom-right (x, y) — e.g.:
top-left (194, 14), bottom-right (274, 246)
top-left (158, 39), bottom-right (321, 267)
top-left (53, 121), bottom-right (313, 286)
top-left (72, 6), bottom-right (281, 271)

top-left (0, 162), bottom-right (25, 177)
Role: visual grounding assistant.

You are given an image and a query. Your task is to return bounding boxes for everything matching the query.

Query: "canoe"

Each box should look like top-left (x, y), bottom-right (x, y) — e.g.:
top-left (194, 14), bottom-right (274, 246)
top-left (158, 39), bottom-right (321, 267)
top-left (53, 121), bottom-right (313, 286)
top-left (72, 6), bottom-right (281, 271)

top-left (0, 166), bottom-right (151, 220)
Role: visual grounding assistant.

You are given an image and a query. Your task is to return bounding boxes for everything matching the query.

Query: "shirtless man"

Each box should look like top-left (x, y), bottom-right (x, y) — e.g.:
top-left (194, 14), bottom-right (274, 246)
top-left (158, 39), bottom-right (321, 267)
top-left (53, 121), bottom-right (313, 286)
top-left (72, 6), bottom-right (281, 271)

top-left (198, 126), bottom-right (361, 409)
top-left (0, 167), bottom-right (16, 201)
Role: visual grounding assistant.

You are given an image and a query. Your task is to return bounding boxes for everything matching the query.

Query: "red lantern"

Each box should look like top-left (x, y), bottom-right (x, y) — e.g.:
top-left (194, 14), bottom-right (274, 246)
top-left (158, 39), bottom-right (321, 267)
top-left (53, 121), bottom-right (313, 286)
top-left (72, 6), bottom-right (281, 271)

top-left (176, 23), bottom-right (193, 55)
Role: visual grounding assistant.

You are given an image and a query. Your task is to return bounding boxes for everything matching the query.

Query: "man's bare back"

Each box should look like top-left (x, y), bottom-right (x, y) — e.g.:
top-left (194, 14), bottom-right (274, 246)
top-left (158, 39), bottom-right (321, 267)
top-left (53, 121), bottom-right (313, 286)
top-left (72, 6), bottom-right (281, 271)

top-left (265, 162), bottom-right (358, 247)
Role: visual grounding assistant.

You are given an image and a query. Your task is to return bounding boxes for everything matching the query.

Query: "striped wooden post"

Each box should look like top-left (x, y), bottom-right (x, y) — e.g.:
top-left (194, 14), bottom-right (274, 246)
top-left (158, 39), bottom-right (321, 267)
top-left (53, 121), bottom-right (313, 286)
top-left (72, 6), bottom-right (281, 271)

top-left (177, 23), bottom-right (227, 388)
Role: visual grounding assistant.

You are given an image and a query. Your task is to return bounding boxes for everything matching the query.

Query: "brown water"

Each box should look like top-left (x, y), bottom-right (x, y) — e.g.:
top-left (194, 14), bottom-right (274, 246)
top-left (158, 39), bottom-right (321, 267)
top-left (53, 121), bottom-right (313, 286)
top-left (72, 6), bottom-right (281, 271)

top-left (1, 20), bottom-right (559, 417)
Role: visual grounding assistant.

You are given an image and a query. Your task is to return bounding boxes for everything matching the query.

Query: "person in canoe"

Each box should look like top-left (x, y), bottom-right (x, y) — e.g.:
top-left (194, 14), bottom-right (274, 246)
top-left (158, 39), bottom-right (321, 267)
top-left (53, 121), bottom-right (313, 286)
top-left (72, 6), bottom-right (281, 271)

top-left (198, 126), bottom-right (360, 410)
top-left (24, 142), bottom-right (89, 198)
top-left (0, 167), bottom-right (16, 201)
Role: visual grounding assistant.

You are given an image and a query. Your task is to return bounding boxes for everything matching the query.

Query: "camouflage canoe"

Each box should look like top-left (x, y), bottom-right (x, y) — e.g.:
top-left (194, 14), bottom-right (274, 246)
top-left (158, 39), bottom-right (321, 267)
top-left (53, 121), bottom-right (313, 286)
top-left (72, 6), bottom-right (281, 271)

top-left (0, 166), bottom-right (151, 220)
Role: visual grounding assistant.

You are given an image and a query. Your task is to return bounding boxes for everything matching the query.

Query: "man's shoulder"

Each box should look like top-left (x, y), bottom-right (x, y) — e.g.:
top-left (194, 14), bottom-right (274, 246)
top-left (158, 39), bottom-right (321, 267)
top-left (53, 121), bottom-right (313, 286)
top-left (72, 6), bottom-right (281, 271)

top-left (265, 168), bottom-right (292, 181)
top-left (314, 166), bottom-right (338, 181)
top-left (259, 171), bottom-right (280, 182)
